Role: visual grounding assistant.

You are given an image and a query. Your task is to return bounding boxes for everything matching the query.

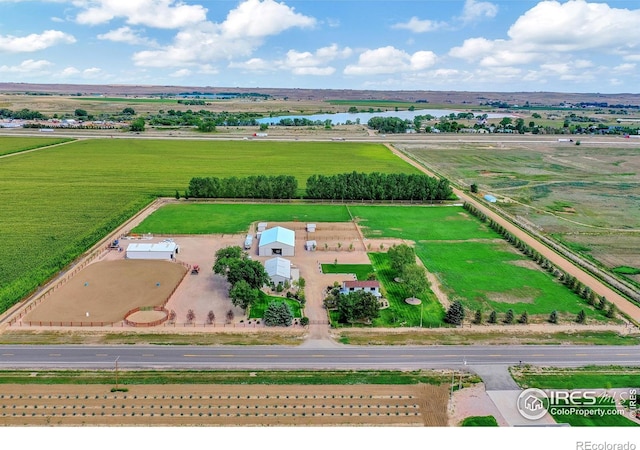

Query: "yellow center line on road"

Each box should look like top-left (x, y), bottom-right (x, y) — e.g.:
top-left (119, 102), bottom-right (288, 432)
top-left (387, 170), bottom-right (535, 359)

top-left (2, 353), bottom-right (14, 356)
top-left (182, 354), bottom-right (235, 357)
top-left (141, 354), bottom-right (154, 357)
top-left (49, 354), bottom-right (61, 357)
top-left (530, 354), bottom-right (545, 357)
top-left (95, 353), bottom-right (108, 357)
top-left (575, 353), bottom-right (588, 356)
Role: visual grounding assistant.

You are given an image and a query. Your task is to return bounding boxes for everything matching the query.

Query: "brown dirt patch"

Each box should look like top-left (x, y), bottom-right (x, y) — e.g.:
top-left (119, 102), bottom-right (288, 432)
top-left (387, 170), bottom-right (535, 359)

top-left (0, 383), bottom-right (449, 426)
top-left (23, 260), bottom-right (187, 325)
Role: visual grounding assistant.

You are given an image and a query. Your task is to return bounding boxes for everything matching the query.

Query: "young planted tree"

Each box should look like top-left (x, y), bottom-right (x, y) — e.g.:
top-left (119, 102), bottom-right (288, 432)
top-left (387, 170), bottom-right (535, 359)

top-left (207, 310), bottom-right (215, 325)
top-left (597, 296), bottom-right (608, 311)
top-left (474, 309), bottom-right (482, 325)
top-left (186, 309), bottom-right (195, 323)
top-left (518, 311), bottom-right (529, 324)
top-left (504, 309), bottom-right (514, 324)
top-left (444, 301), bottom-right (465, 326)
top-left (489, 311), bottom-right (497, 324)
top-left (549, 310), bottom-right (558, 324)
top-left (226, 309), bottom-right (235, 323)
top-left (606, 303), bottom-right (617, 319)
top-left (576, 309), bottom-right (586, 324)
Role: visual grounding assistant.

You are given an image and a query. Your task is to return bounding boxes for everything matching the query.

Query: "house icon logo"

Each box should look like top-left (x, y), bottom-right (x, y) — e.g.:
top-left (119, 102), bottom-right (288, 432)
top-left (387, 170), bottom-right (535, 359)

top-left (517, 388), bottom-right (549, 420)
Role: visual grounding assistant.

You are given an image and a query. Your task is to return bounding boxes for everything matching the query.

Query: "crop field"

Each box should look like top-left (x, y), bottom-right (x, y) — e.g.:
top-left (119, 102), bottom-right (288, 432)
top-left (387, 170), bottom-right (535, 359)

top-left (398, 141), bottom-right (640, 281)
top-left (133, 203), bottom-right (351, 234)
top-left (0, 138), bottom-right (417, 314)
top-left (0, 136), bottom-right (73, 156)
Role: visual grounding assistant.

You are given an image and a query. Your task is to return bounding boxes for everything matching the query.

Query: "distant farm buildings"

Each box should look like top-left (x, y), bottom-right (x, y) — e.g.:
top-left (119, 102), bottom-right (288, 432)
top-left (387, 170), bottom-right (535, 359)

top-left (258, 226), bottom-right (295, 257)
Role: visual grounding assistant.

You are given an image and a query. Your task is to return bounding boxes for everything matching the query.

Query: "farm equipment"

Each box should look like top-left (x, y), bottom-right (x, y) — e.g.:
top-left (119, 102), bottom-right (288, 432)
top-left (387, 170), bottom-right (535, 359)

top-left (191, 265), bottom-right (200, 275)
top-left (109, 239), bottom-right (120, 249)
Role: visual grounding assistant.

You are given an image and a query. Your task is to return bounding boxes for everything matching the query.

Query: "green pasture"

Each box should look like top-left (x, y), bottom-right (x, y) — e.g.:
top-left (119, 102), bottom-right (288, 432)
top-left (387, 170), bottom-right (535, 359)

top-left (368, 253), bottom-right (444, 328)
top-left (133, 203), bottom-right (351, 234)
top-left (0, 137), bottom-right (416, 313)
top-left (321, 264), bottom-right (373, 281)
top-left (349, 205), bottom-right (495, 241)
top-left (248, 293), bottom-right (302, 320)
top-left (418, 241), bottom-right (600, 318)
top-left (0, 136), bottom-right (73, 156)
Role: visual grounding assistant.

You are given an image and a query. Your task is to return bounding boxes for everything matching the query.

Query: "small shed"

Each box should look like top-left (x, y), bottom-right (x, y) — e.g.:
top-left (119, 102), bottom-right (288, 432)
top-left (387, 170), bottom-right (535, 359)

top-left (306, 224), bottom-right (316, 232)
top-left (484, 194), bottom-right (497, 203)
top-left (264, 257), bottom-right (292, 286)
top-left (257, 222), bottom-right (268, 232)
top-left (126, 241), bottom-right (179, 260)
top-left (305, 240), bottom-right (317, 251)
top-left (258, 226), bottom-right (295, 257)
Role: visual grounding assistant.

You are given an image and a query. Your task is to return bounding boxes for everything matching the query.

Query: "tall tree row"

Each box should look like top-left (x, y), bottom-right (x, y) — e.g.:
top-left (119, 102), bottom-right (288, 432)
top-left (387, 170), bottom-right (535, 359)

top-left (187, 175), bottom-right (298, 199)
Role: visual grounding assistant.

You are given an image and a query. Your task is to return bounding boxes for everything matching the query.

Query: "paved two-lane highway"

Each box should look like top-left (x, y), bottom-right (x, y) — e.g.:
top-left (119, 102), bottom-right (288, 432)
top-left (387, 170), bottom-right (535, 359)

top-left (1, 344), bottom-right (638, 371)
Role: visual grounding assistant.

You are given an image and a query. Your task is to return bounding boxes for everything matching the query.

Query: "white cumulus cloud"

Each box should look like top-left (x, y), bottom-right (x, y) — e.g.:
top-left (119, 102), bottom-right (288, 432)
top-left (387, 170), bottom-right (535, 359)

top-left (97, 26), bottom-right (157, 46)
top-left (391, 17), bottom-right (446, 33)
top-left (75, 0), bottom-right (208, 29)
top-left (221, 0), bottom-right (315, 38)
top-left (0, 30), bottom-right (75, 52)
top-left (344, 46), bottom-right (436, 75)
top-left (0, 59), bottom-right (52, 73)
top-left (458, 0), bottom-right (498, 23)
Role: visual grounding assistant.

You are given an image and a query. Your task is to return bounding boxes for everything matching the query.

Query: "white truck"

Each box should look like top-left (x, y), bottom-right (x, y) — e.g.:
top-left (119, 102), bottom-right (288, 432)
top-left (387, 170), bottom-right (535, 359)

top-left (244, 234), bottom-right (253, 250)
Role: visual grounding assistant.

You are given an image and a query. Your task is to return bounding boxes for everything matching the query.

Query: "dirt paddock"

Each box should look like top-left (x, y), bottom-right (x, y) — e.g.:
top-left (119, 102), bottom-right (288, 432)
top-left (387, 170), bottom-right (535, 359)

top-left (23, 260), bottom-right (187, 325)
top-left (0, 383), bottom-right (449, 426)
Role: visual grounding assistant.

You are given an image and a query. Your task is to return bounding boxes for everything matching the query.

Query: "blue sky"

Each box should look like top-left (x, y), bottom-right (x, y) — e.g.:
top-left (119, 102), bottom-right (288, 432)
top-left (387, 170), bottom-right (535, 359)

top-left (0, 0), bottom-right (639, 93)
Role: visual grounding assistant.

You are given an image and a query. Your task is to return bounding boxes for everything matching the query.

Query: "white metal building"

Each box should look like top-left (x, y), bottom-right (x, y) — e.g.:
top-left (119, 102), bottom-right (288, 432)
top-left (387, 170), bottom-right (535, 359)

top-left (258, 226), bottom-right (295, 257)
top-left (264, 257), bottom-right (292, 286)
top-left (126, 241), bottom-right (179, 260)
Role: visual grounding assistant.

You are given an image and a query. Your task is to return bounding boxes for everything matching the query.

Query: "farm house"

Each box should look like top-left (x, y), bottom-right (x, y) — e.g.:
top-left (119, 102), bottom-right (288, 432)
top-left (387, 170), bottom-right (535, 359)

top-left (125, 241), bottom-right (179, 260)
top-left (264, 257), bottom-right (298, 286)
top-left (258, 226), bottom-right (295, 257)
top-left (340, 280), bottom-right (381, 298)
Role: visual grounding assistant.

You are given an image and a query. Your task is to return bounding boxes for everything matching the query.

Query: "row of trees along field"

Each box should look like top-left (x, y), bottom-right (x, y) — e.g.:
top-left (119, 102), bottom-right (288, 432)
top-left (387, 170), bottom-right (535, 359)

top-left (305, 172), bottom-right (453, 201)
top-left (185, 172), bottom-right (453, 202)
top-left (186, 175), bottom-right (298, 199)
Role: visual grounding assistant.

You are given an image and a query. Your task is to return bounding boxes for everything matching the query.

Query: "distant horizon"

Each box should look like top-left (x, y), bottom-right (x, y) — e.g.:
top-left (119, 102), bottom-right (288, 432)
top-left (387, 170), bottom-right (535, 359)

top-left (1, 1), bottom-right (638, 94)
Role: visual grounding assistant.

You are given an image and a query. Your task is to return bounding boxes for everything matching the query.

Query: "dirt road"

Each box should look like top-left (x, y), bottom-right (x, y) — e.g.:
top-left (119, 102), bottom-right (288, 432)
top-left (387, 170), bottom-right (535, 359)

top-left (386, 144), bottom-right (640, 323)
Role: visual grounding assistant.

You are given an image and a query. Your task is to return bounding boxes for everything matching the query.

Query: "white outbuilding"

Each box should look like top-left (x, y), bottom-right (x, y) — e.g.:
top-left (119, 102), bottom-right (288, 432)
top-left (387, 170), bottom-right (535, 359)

top-left (258, 226), bottom-right (295, 257)
top-left (126, 241), bottom-right (179, 260)
top-left (264, 257), bottom-right (292, 286)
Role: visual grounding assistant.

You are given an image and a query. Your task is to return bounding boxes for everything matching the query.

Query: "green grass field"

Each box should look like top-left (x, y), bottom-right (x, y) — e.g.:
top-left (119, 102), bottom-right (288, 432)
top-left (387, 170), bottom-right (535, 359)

top-left (0, 138), bottom-right (417, 313)
top-left (550, 397), bottom-right (638, 427)
top-left (321, 263), bottom-right (374, 281)
top-left (134, 203), bottom-right (351, 234)
top-left (0, 136), bottom-right (74, 156)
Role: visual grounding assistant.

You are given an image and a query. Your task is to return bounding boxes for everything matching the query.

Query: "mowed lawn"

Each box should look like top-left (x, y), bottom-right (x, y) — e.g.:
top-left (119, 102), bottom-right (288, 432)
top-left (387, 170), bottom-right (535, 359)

top-left (0, 138), bottom-right (417, 313)
top-left (134, 203), bottom-right (351, 234)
